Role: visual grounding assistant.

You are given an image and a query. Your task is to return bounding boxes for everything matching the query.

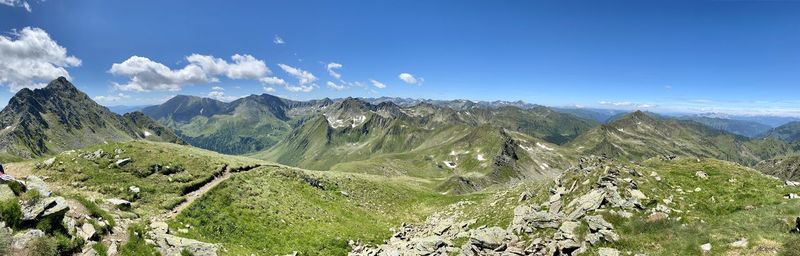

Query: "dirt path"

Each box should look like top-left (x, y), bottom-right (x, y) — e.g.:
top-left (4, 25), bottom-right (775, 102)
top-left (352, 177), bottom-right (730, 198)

top-left (152, 164), bottom-right (262, 223)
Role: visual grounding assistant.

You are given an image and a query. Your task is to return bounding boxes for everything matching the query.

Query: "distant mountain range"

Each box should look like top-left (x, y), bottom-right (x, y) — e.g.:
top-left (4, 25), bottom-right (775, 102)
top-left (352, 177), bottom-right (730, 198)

top-left (0, 77), bottom-right (180, 161)
top-left (7, 78), bottom-right (800, 192)
top-left (677, 115), bottom-right (773, 137)
top-left (568, 111), bottom-right (796, 166)
top-left (107, 105), bottom-right (152, 114)
top-left (141, 94), bottom-right (333, 155)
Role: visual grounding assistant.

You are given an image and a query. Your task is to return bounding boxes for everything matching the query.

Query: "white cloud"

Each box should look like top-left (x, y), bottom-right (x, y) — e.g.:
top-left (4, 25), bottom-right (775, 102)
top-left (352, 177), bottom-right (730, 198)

top-left (263, 87), bottom-right (276, 93)
top-left (207, 90), bottom-right (240, 102)
top-left (326, 62), bottom-right (342, 79)
top-left (599, 101), bottom-right (633, 107)
top-left (277, 64), bottom-right (316, 85)
top-left (273, 64), bottom-right (317, 93)
top-left (274, 35), bottom-right (285, 44)
top-left (211, 86), bottom-right (224, 91)
top-left (110, 54), bottom-right (270, 92)
top-left (285, 84), bottom-right (316, 92)
top-left (1, 0), bottom-right (32, 12)
top-left (326, 81), bottom-right (345, 91)
top-left (93, 93), bottom-right (130, 102)
top-left (186, 54), bottom-right (269, 80)
top-left (598, 101), bottom-right (656, 108)
top-left (0, 27), bottom-right (81, 91)
top-left (370, 79), bottom-right (386, 89)
top-left (398, 73), bottom-right (423, 85)
top-left (259, 76), bottom-right (287, 86)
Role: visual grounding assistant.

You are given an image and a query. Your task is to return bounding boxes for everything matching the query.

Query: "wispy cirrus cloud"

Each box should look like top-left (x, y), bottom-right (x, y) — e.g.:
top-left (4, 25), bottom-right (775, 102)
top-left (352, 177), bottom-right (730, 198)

top-left (93, 93), bottom-right (130, 102)
top-left (0, 0), bottom-right (33, 12)
top-left (276, 64), bottom-right (317, 92)
top-left (326, 81), bottom-right (345, 91)
top-left (273, 35), bottom-right (285, 44)
top-left (370, 79), bottom-right (387, 89)
top-left (598, 101), bottom-right (656, 108)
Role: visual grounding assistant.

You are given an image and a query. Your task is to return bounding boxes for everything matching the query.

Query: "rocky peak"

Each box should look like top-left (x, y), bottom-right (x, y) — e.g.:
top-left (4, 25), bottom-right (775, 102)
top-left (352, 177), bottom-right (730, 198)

top-left (45, 76), bottom-right (78, 91)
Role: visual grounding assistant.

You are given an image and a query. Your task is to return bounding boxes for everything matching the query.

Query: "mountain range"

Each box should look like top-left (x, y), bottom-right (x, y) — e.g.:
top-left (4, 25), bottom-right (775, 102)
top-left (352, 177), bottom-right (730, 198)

top-left (4, 77), bottom-right (800, 255)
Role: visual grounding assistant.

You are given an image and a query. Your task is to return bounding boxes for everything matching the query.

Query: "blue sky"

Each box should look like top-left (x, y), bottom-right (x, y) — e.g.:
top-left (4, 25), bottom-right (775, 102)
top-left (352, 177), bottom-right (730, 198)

top-left (1, 0), bottom-right (799, 116)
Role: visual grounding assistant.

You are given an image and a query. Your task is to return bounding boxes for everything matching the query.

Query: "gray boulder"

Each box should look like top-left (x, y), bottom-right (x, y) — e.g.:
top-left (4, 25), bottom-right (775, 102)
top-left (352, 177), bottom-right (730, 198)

top-left (469, 227), bottom-right (510, 250)
top-left (11, 229), bottom-right (45, 250)
top-left (115, 158), bottom-right (132, 167)
top-left (22, 196), bottom-right (69, 220)
top-left (107, 198), bottom-right (132, 210)
top-left (598, 247), bottom-right (620, 256)
top-left (566, 189), bottom-right (606, 219)
top-left (24, 176), bottom-right (51, 197)
top-left (78, 222), bottom-right (98, 241)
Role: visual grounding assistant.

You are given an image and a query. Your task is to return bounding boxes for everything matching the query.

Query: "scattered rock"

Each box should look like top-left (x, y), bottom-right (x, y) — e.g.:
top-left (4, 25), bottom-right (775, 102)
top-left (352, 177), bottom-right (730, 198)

top-left (83, 149), bottom-right (105, 159)
top-left (107, 198), bottom-right (132, 210)
top-left (700, 243), bottom-right (712, 254)
top-left (598, 247), bottom-right (620, 256)
top-left (695, 171), bottom-right (709, 180)
top-left (78, 222), bottom-right (98, 241)
top-left (115, 158), bottom-right (132, 167)
top-left (63, 216), bottom-right (77, 236)
top-left (792, 217), bottom-right (800, 233)
top-left (129, 186), bottom-right (141, 194)
top-left (647, 212), bottom-right (669, 222)
top-left (628, 188), bottom-right (648, 200)
top-left (22, 196), bottom-right (69, 220)
top-left (518, 191), bottom-right (531, 202)
top-left (786, 180), bottom-right (800, 187)
top-left (565, 189), bottom-right (606, 219)
top-left (11, 229), bottom-right (45, 250)
top-left (148, 221), bottom-right (219, 256)
top-left (730, 238), bottom-right (748, 248)
top-left (108, 241), bottom-right (119, 256)
top-left (41, 157), bottom-right (57, 168)
top-left (786, 193), bottom-right (799, 199)
top-left (25, 176), bottom-right (52, 197)
top-left (469, 227), bottom-right (509, 249)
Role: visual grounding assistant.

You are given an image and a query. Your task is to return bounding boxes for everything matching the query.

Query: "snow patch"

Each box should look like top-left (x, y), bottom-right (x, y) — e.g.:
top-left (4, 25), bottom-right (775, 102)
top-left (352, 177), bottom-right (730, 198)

top-left (352, 115), bottom-right (367, 128)
top-left (536, 142), bottom-right (554, 151)
top-left (143, 130), bottom-right (152, 137)
top-left (476, 154), bottom-right (486, 161)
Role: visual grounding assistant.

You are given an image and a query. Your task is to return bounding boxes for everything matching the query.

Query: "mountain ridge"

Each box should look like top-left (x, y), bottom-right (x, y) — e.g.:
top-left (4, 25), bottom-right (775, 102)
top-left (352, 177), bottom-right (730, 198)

top-left (0, 77), bottom-right (181, 160)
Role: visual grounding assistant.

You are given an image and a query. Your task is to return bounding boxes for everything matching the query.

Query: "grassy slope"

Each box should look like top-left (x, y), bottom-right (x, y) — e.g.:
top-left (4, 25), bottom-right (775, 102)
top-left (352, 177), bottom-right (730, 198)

top-left (34, 140), bottom-right (265, 216)
top-left (171, 166), bottom-right (477, 255)
top-left (606, 158), bottom-right (800, 255)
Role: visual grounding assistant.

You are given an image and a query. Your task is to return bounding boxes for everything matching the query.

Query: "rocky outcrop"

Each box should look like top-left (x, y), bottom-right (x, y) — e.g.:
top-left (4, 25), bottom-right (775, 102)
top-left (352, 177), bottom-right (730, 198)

top-left (147, 222), bottom-right (219, 256)
top-left (22, 196), bottom-right (69, 220)
top-left (352, 156), bottom-right (652, 256)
